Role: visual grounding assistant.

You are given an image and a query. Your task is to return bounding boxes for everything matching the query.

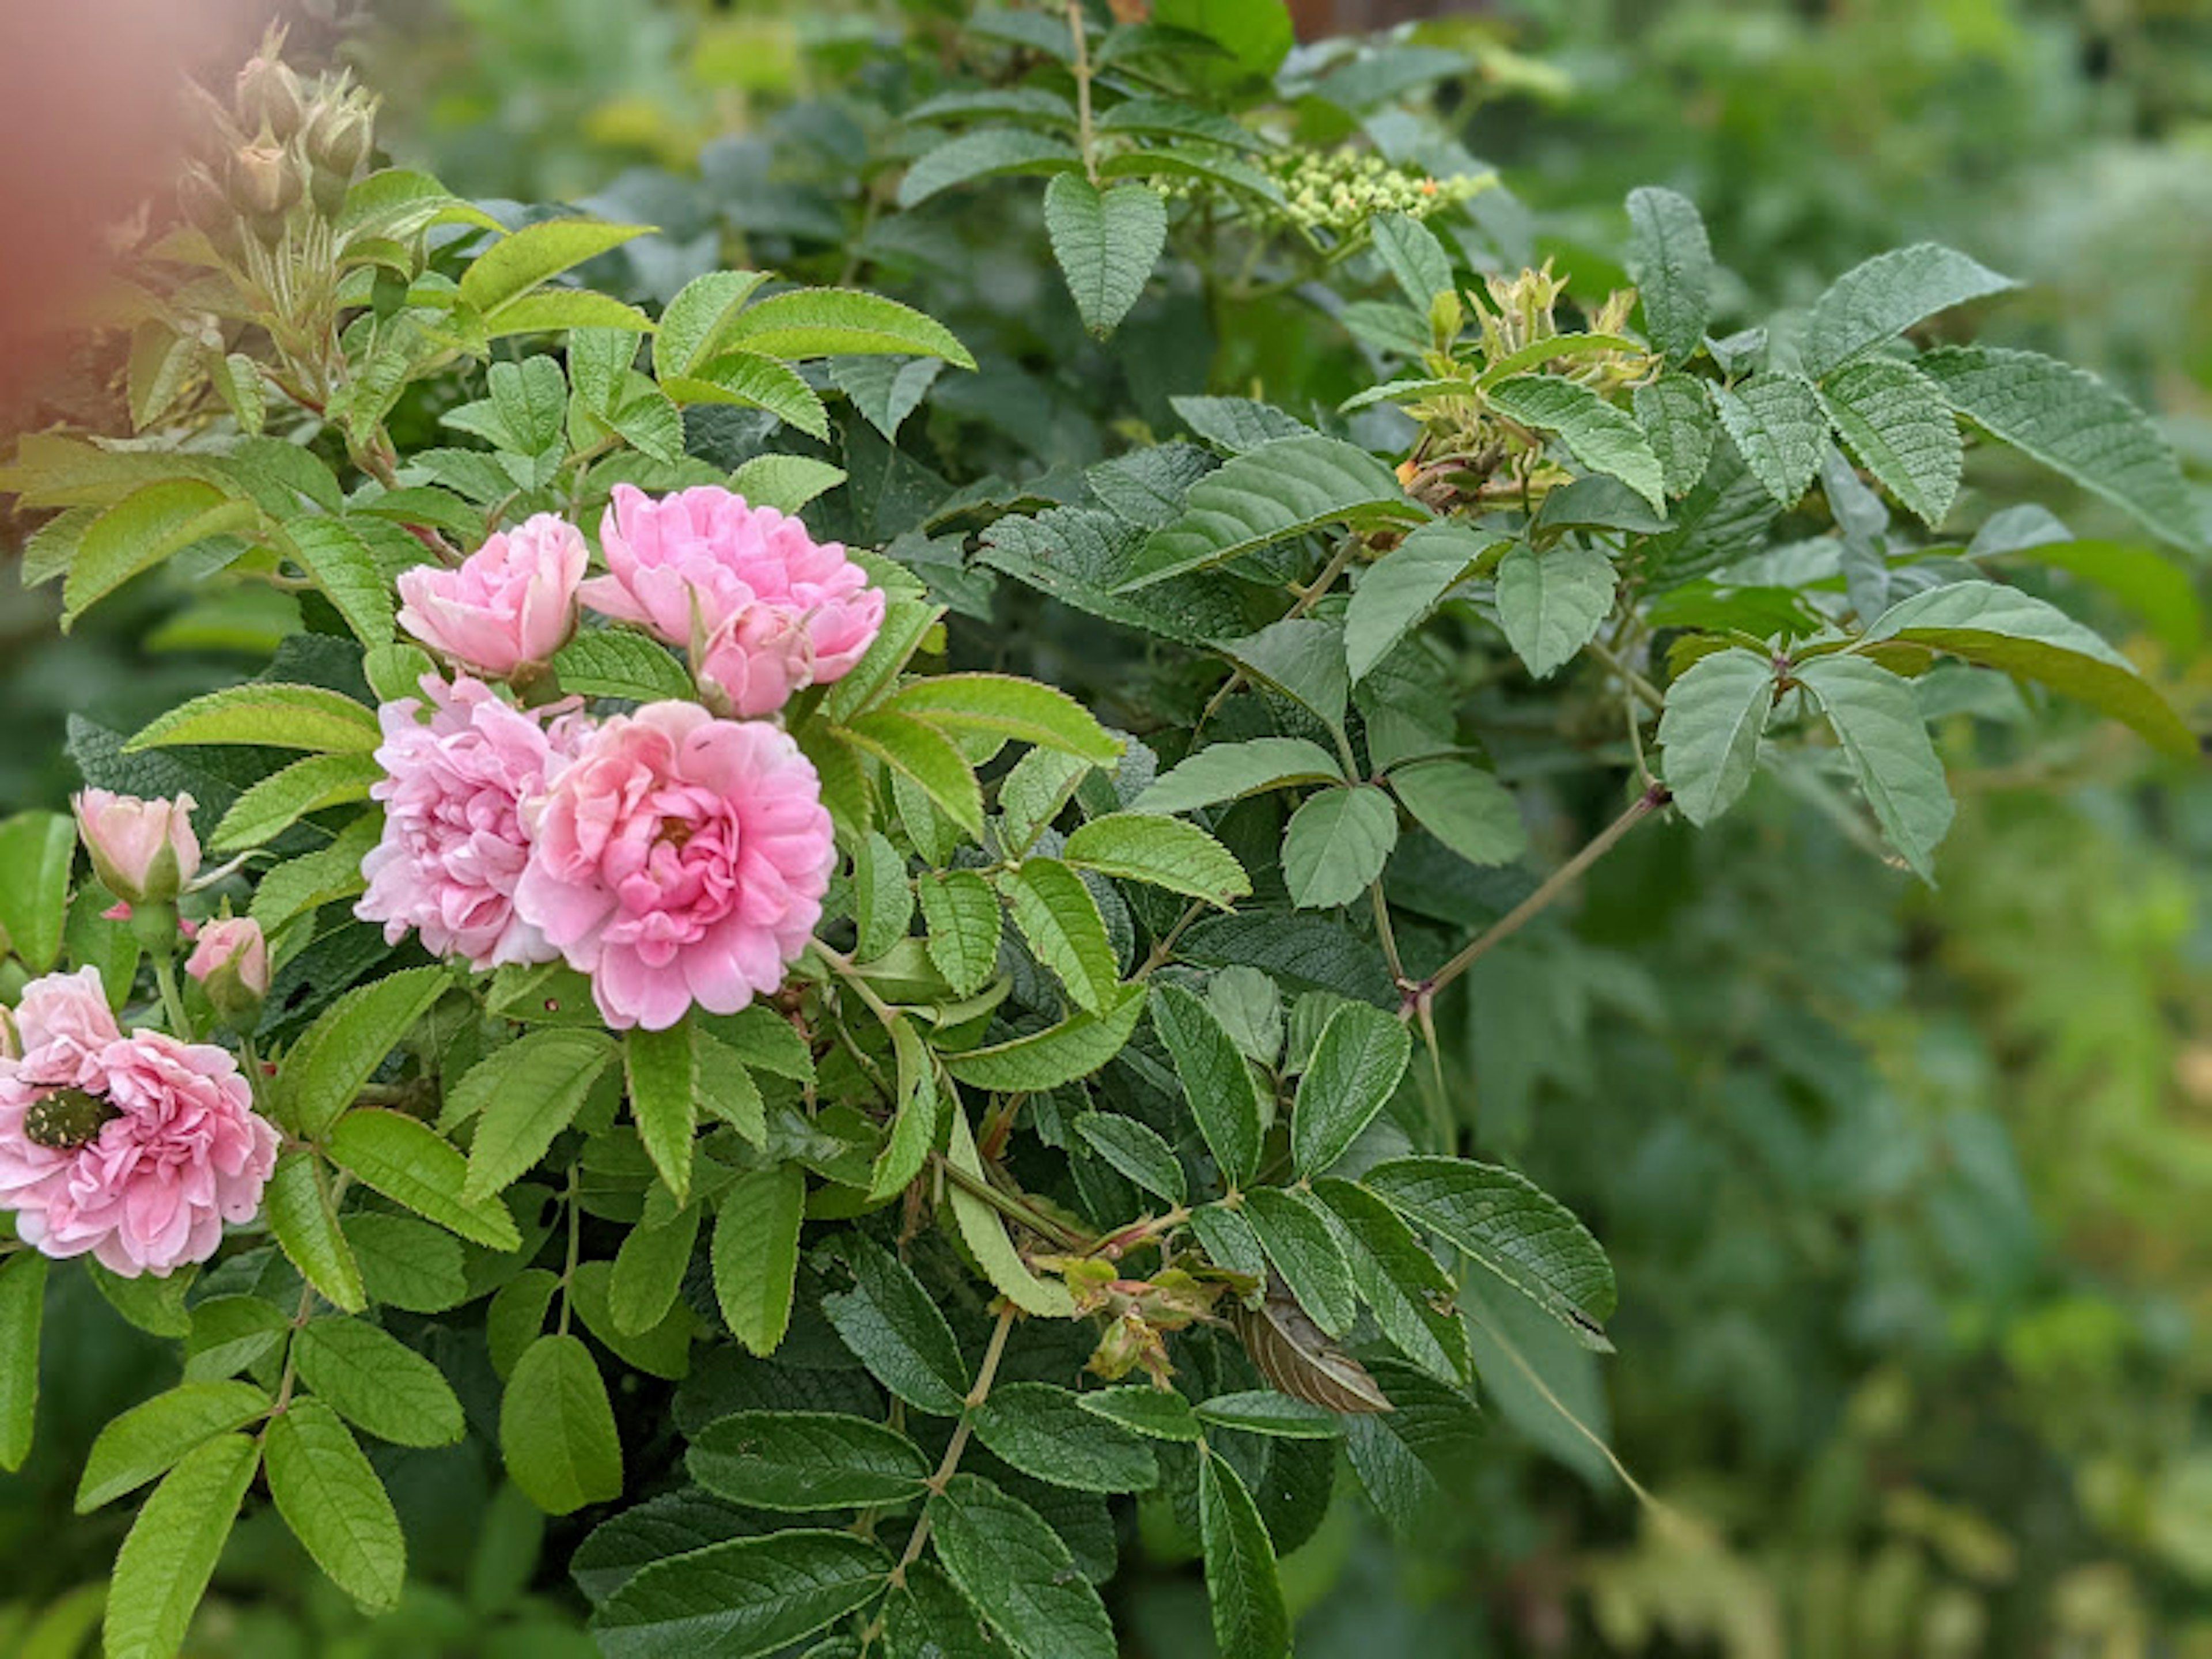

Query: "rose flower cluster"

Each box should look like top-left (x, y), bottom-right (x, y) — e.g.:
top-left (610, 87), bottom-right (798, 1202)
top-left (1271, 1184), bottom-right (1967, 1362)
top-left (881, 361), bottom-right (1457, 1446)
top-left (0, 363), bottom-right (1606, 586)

top-left (361, 484), bottom-right (876, 1030)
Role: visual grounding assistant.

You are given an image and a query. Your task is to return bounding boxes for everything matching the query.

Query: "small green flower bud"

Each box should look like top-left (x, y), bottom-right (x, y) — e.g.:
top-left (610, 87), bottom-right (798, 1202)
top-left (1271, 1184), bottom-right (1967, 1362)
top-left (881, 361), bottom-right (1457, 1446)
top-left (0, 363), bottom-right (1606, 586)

top-left (230, 139), bottom-right (302, 219)
top-left (303, 95), bottom-right (376, 181)
top-left (236, 55), bottom-right (305, 142)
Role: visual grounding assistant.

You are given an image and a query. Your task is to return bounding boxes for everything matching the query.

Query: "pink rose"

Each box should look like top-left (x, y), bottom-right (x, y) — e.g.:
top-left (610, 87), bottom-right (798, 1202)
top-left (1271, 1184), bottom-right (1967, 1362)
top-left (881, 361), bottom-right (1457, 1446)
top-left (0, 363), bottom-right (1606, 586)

top-left (397, 513), bottom-right (589, 679)
top-left (0, 1019), bottom-right (278, 1278)
top-left (185, 916), bottom-right (270, 1021)
top-left (72, 789), bottom-right (199, 906)
top-left (513, 700), bottom-right (833, 1031)
top-left (0, 968), bottom-right (122, 1090)
top-left (356, 676), bottom-right (587, 971)
top-left (579, 483), bottom-right (885, 717)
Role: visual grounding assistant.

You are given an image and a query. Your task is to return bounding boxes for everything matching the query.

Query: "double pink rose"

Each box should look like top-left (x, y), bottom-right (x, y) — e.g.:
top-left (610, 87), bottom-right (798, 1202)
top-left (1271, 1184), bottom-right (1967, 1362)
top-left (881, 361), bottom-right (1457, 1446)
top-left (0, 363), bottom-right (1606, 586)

top-left (513, 702), bottom-right (834, 1031)
top-left (72, 790), bottom-right (199, 906)
top-left (397, 513), bottom-right (588, 680)
top-left (579, 484), bottom-right (885, 718)
top-left (0, 967), bottom-right (279, 1278)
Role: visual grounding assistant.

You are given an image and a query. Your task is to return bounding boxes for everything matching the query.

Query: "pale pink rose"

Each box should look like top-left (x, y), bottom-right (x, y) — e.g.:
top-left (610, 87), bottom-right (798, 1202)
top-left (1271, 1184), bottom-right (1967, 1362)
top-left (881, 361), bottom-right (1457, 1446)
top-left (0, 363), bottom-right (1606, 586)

top-left (185, 917), bottom-right (270, 1020)
top-left (72, 790), bottom-right (199, 906)
top-left (0, 1026), bottom-right (278, 1277)
top-left (513, 701), bottom-right (833, 1030)
top-left (397, 513), bottom-right (589, 679)
top-left (356, 676), bottom-right (588, 971)
top-left (579, 483), bottom-right (885, 717)
top-left (0, 968), bottom-right (123, 1092)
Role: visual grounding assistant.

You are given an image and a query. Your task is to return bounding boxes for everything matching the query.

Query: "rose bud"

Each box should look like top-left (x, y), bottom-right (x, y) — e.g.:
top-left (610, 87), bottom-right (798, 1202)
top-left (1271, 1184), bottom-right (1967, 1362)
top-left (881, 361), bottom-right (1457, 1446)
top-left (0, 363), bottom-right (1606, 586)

top-left (71, 790), bottom-right (200, 907)
top-left (397, 514), bottom-right (589, 682)
top-left (185, 917), bottom-right (269, 1024)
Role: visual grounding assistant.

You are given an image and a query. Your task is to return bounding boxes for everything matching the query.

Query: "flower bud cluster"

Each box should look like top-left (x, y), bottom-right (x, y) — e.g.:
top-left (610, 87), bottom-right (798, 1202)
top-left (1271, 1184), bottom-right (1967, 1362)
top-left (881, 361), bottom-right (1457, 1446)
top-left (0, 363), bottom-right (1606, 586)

top-left (1266, 147), bottom-right (1488, 233)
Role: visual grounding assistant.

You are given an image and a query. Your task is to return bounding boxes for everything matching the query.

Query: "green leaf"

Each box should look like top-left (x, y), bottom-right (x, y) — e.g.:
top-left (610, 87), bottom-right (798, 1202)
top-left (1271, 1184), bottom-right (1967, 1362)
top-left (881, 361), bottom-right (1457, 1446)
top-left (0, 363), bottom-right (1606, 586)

top-left (852, 831), bottom-right (914, 962)
top-left (1804, 243), bottom-right (2017, 377)
top-left (278, 967), bottom-right (452, 1139)
top-left (1795, 654), bottom-right (1956, 880)
top-left (1133, 737), bottom-right (1344, 814)
top-left (1341, 1360), bottom-right (1484, 1534)
top-left (1294, 1002), bottom-right (1412, 1177)
top-left (1485, 377), bottom-right (1665, 512)
top-left (1077, 1386), bottom-right (1201, 1442)
top-left (609, 1202), bottom-right (703, 1336)
top-left (0, 1253), bottom-right (46, 1471)
top-left (554, 629), bottom-right (695, 702)
top-left (1281, 785), bottom-right (1399, 910)
top-left (1494, 539), bottom-right (1618, 679)
top-left (1388, 759), bottom-right (1526, 868)
top-left (327, 1109), bottom-right (524, 1250)
top-left (486, 290), bottom-right (657, 336)
top-left (459, 1029), bottom-right (620, 1199)
top-left (1125, 434), bottom-right (1422, 589)
top-left (1708, 375), bottom-right (1828, 507)
top-left (263, 1400), bottom-right (406, 1611)
top-left (1657, 647), bottom-right (1775, 825)
top-left (918, 870), bottom-right (1002, 999)
top-left (713, 1164), bottom-right (806, 1354)
top-left (343, 1213), bottom-right (468, 1313)
top-left (593, 1530), bottom-right (888, 1659)
top-left (653, 271), bottom-right (772, 381)
top-left (666, 351), bottom-right (829, 438)
top-left (1312, 1177), bottom-right (1471, 1384)
top-left (729, 453), bottom-right (848, 516)
top-left (831, 355), bottom-right (944, 441)
top-left (868, 1018), bottom-right (942, 1200)
top-left (1156, 0), bottom-right (1293, 74)
top-left (1344, 521), bottom-right (1498, 683)
top-left (840, 711), bottom-right (983, 838)
top-left (1074, 1113), bottom-right (1187, 1204)
top-left (574, 1252), bottom-right (697, 1379)
top-left (1863, 578), bottom-right (2194, 756)
top-left (293, 1316), bottom-right (465, 1448)
top-left (487, 1270), bottom-right (558, 1382)
top-left (721, 287), bottom-right (976, 369)
top-left (264, 1150), bottom-right (368, 1313)
top-left (459, 219), bottom-right (649, 316)
top-left (930, 1474), bottom-right (1115, 1659)
top-left (284, 518), bottom-right (400, 645)
top-left (1003, 858), bottom-right (1121, 1015)
top-left (971, 1381), bottom-right (1159, 1493)
top-left (209, 752), bottom-right (381, 852)
top-left (88, 1261), bottom-right (193, 1338)
top-left (1625, 186), bottom-right (1711, 361)
top-left (1044, 174), bottom-right (1168, 337)
top-left (0, 812), bottom-right (75, 972)
top-left (1364, 1157), bottom-right (1618, 1346)
top-left (1219, 616), bottom-right (1349, 730)
top-left (1191, 1201), bottom-right (1269, 1280)
top-left (1635, 377), bottom-right (1717, 497)
top-left (945, 1105), bottom-right (1077, 1317)
top-left (102, 1433), bottom-right (258, 1659)
top-left (1817, 358), bottom-right (1962, 528)
top-left (939, 987), bottom-right (1144, 1092)
top-left (128, 683), bottom-right (381, 754)
top-left (822, 1234), bottom-right (970, 1416)
top-left (880, 673), bottom-right (1122, 764)
top-left (502, 1334), bottom-right (623, 1514)
top-left (62, 479), bottom-right (256, 628)
top-left (690, 1411), bottom-right (930, 1510)
top-left (1370, 211), bottom-right (1452, 310)
top-left (1149, 982), bottom-right (1266, 1187)
top-left (626, 1020), bottom-right (699, 1204)
top-left (1242, 1186), bottom-right (1357, 1336)
top-left (1199, 1449), bottom-right (1291, 1659)
top-left (1193, 1390), bottom-right (1341, 1438)
top-left (700, 1005), bottom-right (816, 1084)
top-left (75, 1381), bottom-right (267, 1512)
top-left (1918, 344), bottom-right (2203, 554)
top-left (183, 1297), bottom-right (289, 1384)
top-left (897, 128), bottom-right (1079, 209)
top-left (884, 1562), bottom-right (997, 1659)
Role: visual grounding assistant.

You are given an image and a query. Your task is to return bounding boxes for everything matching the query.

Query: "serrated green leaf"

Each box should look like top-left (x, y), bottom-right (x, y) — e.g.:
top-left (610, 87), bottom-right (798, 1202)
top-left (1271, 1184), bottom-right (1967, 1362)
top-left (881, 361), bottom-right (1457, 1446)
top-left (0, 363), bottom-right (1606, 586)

top-left (1794, 654), bottom-right (1956, 880)
top-left (89, 1261), bottom-right (194, 1338)
top-left (209, 752), bottom-right (381, 852)
top-left (127, 682), bottom-right (381, 753)
top-left (102, 1433), bottom-right (257, 1659)
top-left (1486, 377), bottom-right (1665, 512)
top-left (1003, 857), bottom-right (1121, 1015)
top-left (1281, 785), bottom-right (1399, 910)
top-left (1804, 243), bottom-right (2017, 377)
top-left (881, 673), bottom-right (1120, 764)
top-left (1370, 211), bottom-right (1452, 310)
top-left (918, 870), bottom-right (1002, 999)
top-left (75, 1381), bottom-right (268, 1513)
top-left (62, 479), bottom-right (256, 628)
top-left (897, 128), bottom-right (1080, 209)
top-left (553, 629), bottom-right (695, 701)
top-left (459, 1029), bottom-right (619, 1199)
top-left (593, 1529), bottom-right (888, 1659)
top-left (690, 1411), bottom-right (930, 1509)
top-left (722, 287), bottom-right (976, 369)
top-left (1044, 174), bottom-right (1168, 336)
top-left (1242, 1186), bottom-right (1357, 1336)
top-left (0, 1253), bottom-right (47, 1471)
top-left (938, 987), bottom-right (1144, 1093)
top-left (1293, 1002), bottom-right (1412, 1177)
top-left (1312, 1177), bottom-right (1471, 1383)
top-left (1074, 1113), bottom-right (1187, 1204)
top-left (945, 1106), bottom-right (1077, 1317)
top-left (868, 1018), bottom-right (941, 1201)
top-left (883, 1561), bottom-right (997, 1659)
top-left (852, 831), bottom-right (914, 962)
top-left (839, 711), bottom-right (983, 838)
top-left (278, 968), bottom-right (452, 1139)
top-left (0, 812), bottom-right (75, 973)
top-left (930, 1475), bottom-right (1115, 1659)
top-left (666, 351), bottom-right (829, 439)
top-left (487, 1270), bottom-right (558, 1382)
top-left (264, 1150), bottom-right (367, 1313)
top-left (263, 1399), bottom-right (406, 1610)
top-left (1076, 1386), bottom-right (1201, 1441)
top-left (1340, 1360), bottom-right (1484, 1535)
top-left (1625, 186), bottom-right (1711, 361)
top-left (823, 1233), bottom-right (970, 1416)
top-left (459, 219), bottom-right (649, 316)
top-left (1219, 616), bottom-right (1349, 730)
top-left (627, 1019), bottom-right (699, 1204)
top-left (972, 1381), bottom-right (1160, 1493)
top-left (343, 1212), bottom-right (468, 1313)
top-left (1387, 759), bottom-right (1526, 868)
top-left (570, 1258), bottom-right (695, 1381)
top-left (1200, 1449), bottom-right (1290, 1659)
top-left (1817, 358), bottom-right (1961, 528)
top-left (1150, 982), bottom-right (1266, 1187)
top-left (1709, 375), bottom-right (1828, 508)
top-left (729, 453), bottom-right (848, 516)
top-left (486, 290), bottom-right (657, 337)
top-left (502, 1334), bottom-right (624, 1515)
top-left (1635, 377), bottom-right (1717, 497)
top-left (1344, 521), bottom-right (1498, 683)
top-left (1134, 737), bottom-right (1344, 815)
top-left (294, 1316), bottom-right (465, 1448)
top-left (653, 271), bottom-right (773, 381)
top-left (1657, 647), bottom-right (1775, 825)
top-left (1494, 539), bottom-right (1618, 679)
top-left (609, 1202), bottom-right (702, 1337)
top-left (328, 1109), bottom-right (524, 1250)
top-left (1194, 1389), bottom-right (1341, 1438)
top-left (713, 1163), bottom-right (806, 1354)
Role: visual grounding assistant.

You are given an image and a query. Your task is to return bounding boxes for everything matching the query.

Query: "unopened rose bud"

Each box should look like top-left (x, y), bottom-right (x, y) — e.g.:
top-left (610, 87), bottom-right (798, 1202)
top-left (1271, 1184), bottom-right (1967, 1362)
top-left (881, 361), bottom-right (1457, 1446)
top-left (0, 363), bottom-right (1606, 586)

top-left (236, 55), bottom-right (304, 142)
top-left (177, 165), bottom-right (232, 240)
top-left (185, 917), bottom-right (269, 1025)
top-left (230, 141), bottom-right (302, 221)
top-left (72, 790), bottom-right (200, 907)
top-left (303, 96), bottom-right (376, 181)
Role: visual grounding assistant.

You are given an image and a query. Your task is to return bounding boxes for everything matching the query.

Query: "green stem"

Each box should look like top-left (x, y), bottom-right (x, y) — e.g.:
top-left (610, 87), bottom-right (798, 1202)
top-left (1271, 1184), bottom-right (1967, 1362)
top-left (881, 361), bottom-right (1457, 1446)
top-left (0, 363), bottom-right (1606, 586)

top-left (1066, 0), bottom-right (1099, 184)
top-left (927, 1152), bottom-right (1088, 1252)
top-left (558, 1164), bottom-right (582, 1339)
top-left (888, 1303), bottom-right (1017, 1585)
top-left (150, 951), bottom-right (192, 1041)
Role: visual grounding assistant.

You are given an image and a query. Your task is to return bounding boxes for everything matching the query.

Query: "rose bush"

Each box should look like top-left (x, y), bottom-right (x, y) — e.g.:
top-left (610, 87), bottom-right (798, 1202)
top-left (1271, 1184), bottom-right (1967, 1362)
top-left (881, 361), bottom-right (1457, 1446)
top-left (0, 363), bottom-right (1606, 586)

top-left (0, 9), bottom-right (2202, 1659)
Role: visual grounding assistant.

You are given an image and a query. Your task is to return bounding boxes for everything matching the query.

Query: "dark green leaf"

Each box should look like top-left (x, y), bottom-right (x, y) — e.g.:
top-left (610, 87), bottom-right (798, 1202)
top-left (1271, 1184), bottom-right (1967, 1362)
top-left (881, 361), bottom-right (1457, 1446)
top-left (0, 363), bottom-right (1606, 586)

top-left (690, 1411), bottom-right (930, 1510)
top-left (930, 1474), bottom-right (1116, 1659)
top-left (593, 1529), bottom-right (888, 1659)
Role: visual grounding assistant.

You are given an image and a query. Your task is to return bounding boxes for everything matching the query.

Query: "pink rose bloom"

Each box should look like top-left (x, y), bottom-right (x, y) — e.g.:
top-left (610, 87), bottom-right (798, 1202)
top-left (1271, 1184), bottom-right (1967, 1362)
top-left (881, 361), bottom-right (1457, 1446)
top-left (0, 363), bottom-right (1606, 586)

top-left (397, 513), bottom-right (588, 679)
top-left (0, 968), bottom-right (122, 1090)
top-left (356, 676), bottom-right (587, 971)
top-left (579, 483), bottom-right (885, 717)
top-left (0, 1022), bottom-right (279, 1277)
top-left (72, 789), bottom-right (199, 906)
top-left (513, 700), bottom-right (833, 1031)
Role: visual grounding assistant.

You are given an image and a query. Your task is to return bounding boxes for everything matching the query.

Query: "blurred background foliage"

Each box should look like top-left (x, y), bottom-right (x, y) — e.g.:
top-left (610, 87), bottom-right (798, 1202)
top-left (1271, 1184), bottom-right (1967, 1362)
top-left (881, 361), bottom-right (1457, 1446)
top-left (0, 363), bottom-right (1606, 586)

top-left (4, 1), bottom-right (2211, 1654)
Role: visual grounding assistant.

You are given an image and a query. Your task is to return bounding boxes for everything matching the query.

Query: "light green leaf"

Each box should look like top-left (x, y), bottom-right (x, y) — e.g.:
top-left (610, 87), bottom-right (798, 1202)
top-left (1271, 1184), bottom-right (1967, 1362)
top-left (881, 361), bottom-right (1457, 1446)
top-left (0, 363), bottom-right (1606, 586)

top-left (102, 1433), bottom-right (258, 1659)
top-left (554, 629), bottom-right (695, 702)
top-left (1486, 376), bottom-right (1665, 512)
top-left (918, 870), bottom-right (1002, 1000)
top-left (713, 1164), bottom-right (806, 1354)
top-left (839, 711), bottom-right (983, 838)
top-left (897, 128), bottom-right (1080, 209)
top-left (1133, 736), bottom-right (1343, 815)
top-left (1148, 982), bottom-right (1266, 1187)
top-left (0, 1253), bottom-right (47, 1472)
top-left (459, 1029), bottom-right (620, 1199)
top-left (1044, 174), bottom-right (1168, 337)
top-left (75, 1381), bottom-right (267, 1512)
top-left (264, 1151), bottom-right (367, 1313)
top-left (263, 1400), bottom-right (406, 1610)
top-left (1281, 785), bottom-right (1399, 910)
top-left (278, 968), bottom-right (452, 1139)
top-left (484, 290), bottom-right (657, 336)
top-left (721, 287), bottom-right (976, 369)
top-left (1795, 654), bottom-right (1956, 881)
top-left (1124, 434), bottom-right (1423, 589)
top-left (609, 1203), bottom-right (703, 1336)
top-left (930, 1474), bottom-right (1115, 1659)
top-left (626, 1019), bottom-right (698, 1205)
top-left (1370, 211), bottom-right (1452, 310)
top-left (343, 1213), bottom-right (467, 1314)
top-left (665, 350), bottom-right (829, 438)
top-left (328, 1109), bottom-right (524, 1250)
top-left (690, 1411), bottom-right (930, 1510)
top-left (1635, 376), bottom-right (1717, 497)
top-left (502, 1334), bottom-right (624, 1515)
top-left (1494, 540), bottom-right (1618, 679)
top-left (1243, 1186), bottom-right (1358, 1336)
top-left (1805, 243), bottom-right (2017, 377)
top-left (1074, 1113), bottom-right (1186, 1204)
top-left (729, 453), bottom-right (847, 516)
top-left (1199, 1449), bottom-right (1291, 1659)
top-left (592, 1529), bottom-right (888, 1659)
top-left (1625, 186), bottom-right (1711, 361)
top-left (1657, 647), bottom-right (1775, 825)
top-left (62, 479), bottom-right (256, 628)
top-left (1708, 375), bottom-right (1828, 507)
top-left (1003, 857), bottom-right (1121, 1015)
top-left (821, 1234), bottom-right (970, 1416)
top-left (880, 673), bottom-right (1122, 764)
top-left (293, 1316), bottom-right (465, 1448)
top-left (852, 831), bottom-right (914, 962)
top-left (459, 219), bottom-right (649, 316)
top-left (0, 812), bottom-right (75, 973)
top-left (127, 683), bottom-right (381, 753)
top-left (1294, 1002), bottom-right (1412, 1177)
top-left (1817, 357), bottom-right (1962, 528)
top-left (939, 986), bottom-right (1144, 1093)
top-left (868, 1018), bottom-right (941, 1201)
top-left (945, 1106), bottom-right (1077, 1317)
top-left (653, 270), bottom-right (772, 381)
top-left (283, 517), bottom-right (399, 645)
top-left (971, 1381), bottom-right (1160, 1494)
top-left (1387, 759), bottom-right (1526, 868)
top-left (1220, 616), bottom-right (1349, 730)
top-left (209, 752), bottom-right (381, 852)
top-left (1344, 521), bottom-right (1498, 683)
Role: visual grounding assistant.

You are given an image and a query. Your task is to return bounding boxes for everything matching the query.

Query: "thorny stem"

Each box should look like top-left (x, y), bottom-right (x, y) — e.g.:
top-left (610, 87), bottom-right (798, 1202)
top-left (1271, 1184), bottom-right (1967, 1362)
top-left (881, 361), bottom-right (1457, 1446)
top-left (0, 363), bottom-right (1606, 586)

top-left (1402, 782), bottom-right (1672, 1019)
top-left (875, 1301), bottom-right (1019, 1607)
